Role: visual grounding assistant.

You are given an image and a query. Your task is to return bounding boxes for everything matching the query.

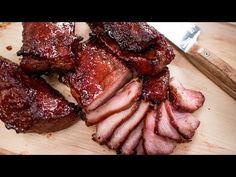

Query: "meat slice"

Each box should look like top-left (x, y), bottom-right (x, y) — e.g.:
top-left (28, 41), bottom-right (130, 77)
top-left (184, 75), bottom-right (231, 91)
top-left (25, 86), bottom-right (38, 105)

top-left (165, 101), bottom-right (200, 139)
top-left (88, 22), bottom-right (175, 75)
top-left (0, 56), bottom-right (78, 133)
top-left (142, 67), bottom-right (170, 104)
top-left (18, 22), bottom-right (75, 74)
top-left (61, 38), bottom-right (132, 113)
top-left (85, 78), bottom-right (142, 126)
top-left (169, 77), bottom-right (205, 113)
top-left (93, 102), bottom-right (139, 144)
top-left (136, 139), bottom-right (145, 155)
top-left (155, 102), bottom-right (182, 141)
top-left (107, 101), bottom-right (149, 150)
top-left (143, 109), bottom-right (176, 155)
top-left (120, 121), bottom-right (144, 155)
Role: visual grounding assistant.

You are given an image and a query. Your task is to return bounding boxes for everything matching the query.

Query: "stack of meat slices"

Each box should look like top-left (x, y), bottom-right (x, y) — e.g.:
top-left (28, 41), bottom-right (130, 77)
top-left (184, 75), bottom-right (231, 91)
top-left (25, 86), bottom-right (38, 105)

top-left (61, 22), bottom-right (205, 155)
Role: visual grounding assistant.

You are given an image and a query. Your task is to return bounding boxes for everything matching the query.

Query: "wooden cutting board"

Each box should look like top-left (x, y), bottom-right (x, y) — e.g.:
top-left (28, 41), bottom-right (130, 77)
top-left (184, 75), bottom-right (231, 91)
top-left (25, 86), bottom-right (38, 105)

top-left (0, 22), bottom-right (235, 155)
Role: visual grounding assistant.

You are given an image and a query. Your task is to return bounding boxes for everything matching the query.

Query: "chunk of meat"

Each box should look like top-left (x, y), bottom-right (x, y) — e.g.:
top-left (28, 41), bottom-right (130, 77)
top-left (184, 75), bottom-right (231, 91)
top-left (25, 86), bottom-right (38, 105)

top-left (100, 22), bottom-right (158, 52)
top-left (169, 77), bottom-right (205, 113)
top-left (0, 56), bottom-right (78, 133)
top-left (120, 121), bottom-right (144, 155)
top-left (85, 78), bottom-right (142, 126)
top-left (93, 102), bottom-right (139, 144)
top-left (88, 22), bottom-right (175, 75)
top-left (165, 101), bottom-right (200, 139)
top-left (61, 38), bottom-right (132, 112)
top-left (18, 22), bottom-right (75, 74)
top-left (107, 101), bottom-right (149, 150)
top-left (155, 102), bottom-right (183, 141)
top-left (143, 109), bottom-right (176, 155)
top-left (20, 55), bottom-right (50, 75)
top-left (142, 67), bottom-right (170, 104)
top-left (136, 139), bottom-right (145, 155)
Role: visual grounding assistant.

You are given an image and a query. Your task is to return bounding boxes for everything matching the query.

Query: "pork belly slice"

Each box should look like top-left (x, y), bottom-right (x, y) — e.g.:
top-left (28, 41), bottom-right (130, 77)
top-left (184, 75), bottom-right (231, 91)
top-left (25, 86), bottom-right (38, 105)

top-left (143, 109), bottom-right (176, 155)
top-left (92, 102), bottom-right (139, 144)
top-left (88, 22), bottom-right (175, 75)
top-left (0, 56), bottom-right (78, 133)
top-left (155, 102), bottom-right (183, 142)
top-left (169, 77), bottom-right (205, 113)
top-left (18, 22), bottom-right (75, 74)
top-left (136, 139), bottom-right (145, 155)
top-left (165, 101), bottom-right (200, 139)
top-left (86, 78), bottom-right (142, 126)
top-left (142, 67), bottom-right (170, 104)
top-left (120, 121), bottom-right (144, 155)
top-left (61, 38), bottom-right (132, 113)
top-left (107, 101), bottom-right (149, 150)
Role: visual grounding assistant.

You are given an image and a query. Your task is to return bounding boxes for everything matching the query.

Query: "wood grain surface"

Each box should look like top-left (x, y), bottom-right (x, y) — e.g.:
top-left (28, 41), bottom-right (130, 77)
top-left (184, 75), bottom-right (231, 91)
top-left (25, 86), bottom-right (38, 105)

top-left (0, 22), bottom-right (235, 154)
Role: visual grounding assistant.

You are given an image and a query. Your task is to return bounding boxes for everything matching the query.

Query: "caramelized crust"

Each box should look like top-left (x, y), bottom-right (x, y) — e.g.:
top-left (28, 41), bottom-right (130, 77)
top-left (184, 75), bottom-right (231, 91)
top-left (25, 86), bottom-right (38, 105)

top-left (61, 38), bottom-right (132, 112)
top-left (142, 67), bottom-right (170, 104)
top-left (18, 22), bottom-right (75, 74)
top-left (88, 22), bottom-right (175, 75)
top-left (0, 56), bottom-right (78, 133)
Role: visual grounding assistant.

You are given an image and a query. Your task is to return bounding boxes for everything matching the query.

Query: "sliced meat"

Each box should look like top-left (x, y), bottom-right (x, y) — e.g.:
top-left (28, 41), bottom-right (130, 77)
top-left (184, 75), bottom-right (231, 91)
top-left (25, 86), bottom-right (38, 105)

top-left (143, 109), bottom-right (176, 155)
top-left (155, 102), bottom-right (183, 141)
top-left (135, 139), bottom-right (145, 155)
top-left (85, 78), bottom-right (142, 126)
top-left (107, 101), bottom-right (149, 150)
top-left (93, 102), bottom-right (139, 144)
top-left (61, 38), bottom-right (132, 112)
top-left (169, 77), bottom-right (205, 113)
top-left (88, 22), bottom-right (175, 75)
top-left (165, 101), bottom-right (200, 139)
top-left (18, 22), bottom-right (75, 74)
top-left (0, 56), bottom-right (78, 133)
top-left (142, 67), bottom-right (170, 104)
top-left (120, 121), bottom-right (144, 155)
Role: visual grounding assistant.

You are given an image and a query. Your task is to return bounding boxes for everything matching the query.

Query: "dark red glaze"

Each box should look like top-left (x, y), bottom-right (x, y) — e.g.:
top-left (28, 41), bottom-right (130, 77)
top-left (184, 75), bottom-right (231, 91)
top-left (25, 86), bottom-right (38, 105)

top-left (0, 56), bottom-right (78, 133)
top-left (103, 22), bottom-right (158, 52)
top-left (61, 37), bottom-right (132, 112)
top-left (18, 22), bottom-right (75, 74)
top-left (142, 67), bottom-right (170, 104)
top-left (88, 22), bottom-right (175, 75)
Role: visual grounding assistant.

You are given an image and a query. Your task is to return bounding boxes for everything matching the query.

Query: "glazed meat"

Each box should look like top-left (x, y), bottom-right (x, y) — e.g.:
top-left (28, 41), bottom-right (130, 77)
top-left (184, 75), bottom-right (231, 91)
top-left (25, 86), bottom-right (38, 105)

top-left (143, 109), bottom-right (176, 155)
top-left (93, 102), bottom-right (139, 144)
top-left (0, 56), bottom-right (78, 133)
top-left (135, 139), bottom-right (145, 155)
top-left (85, 78), bottom-right (142, 126)
top-left (120, 121), bottom-right (144, 155)
top-left (88, 22), bottom-right (175, 75)
top-left (155, 102), bottom-right (183, 142)
top-left (169, 77), bottom-right (205, 113)
top-left (18, 22), bottom-right (75, 74)
top-left (142, 67), bottom-right (170, 104)
top-left (165, 101), bottom-right (200, 139)
top-left (97, 22), bottom-right (158, 52)
top-left (107, 101), bottom-right (149, 150)
top-left (61, 38), bottom-right (132, 113)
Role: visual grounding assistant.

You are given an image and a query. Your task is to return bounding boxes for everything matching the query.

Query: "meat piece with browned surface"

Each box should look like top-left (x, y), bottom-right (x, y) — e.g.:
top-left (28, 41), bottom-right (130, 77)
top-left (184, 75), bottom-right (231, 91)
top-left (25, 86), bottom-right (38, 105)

top-left (93, 102), bottom-right (139, 144)
top-left (85, 78), bottom-right (142, 126)
top-left (88, 22), bottom-right (175, 75)
top-left (0, 56), bottom-right (78, 133)
top-left (143, 109), bottom-right (176, 155)
top-left (142, 67), bottom-right (170, 104)
top-left (169, 77), bottom-right (205, 113)
top-left (61, 38), bottom-right (132, 113)
top-left (18, 22), bottom-right (75, 74)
